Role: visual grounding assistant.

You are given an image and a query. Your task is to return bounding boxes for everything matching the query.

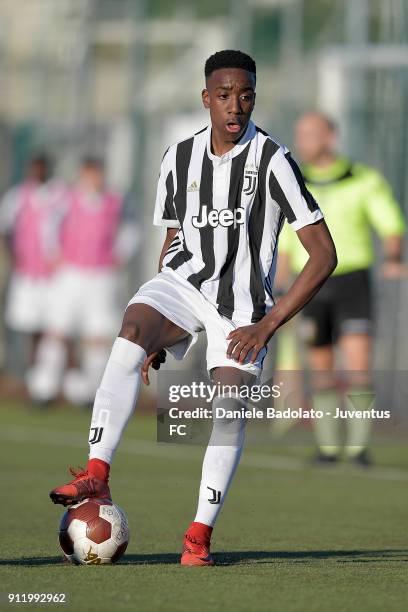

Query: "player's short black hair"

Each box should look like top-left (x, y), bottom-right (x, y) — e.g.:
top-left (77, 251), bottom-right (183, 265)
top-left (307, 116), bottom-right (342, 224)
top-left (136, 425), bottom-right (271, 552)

top-left (30, 153), bottom-right (52, 167)
top-left (205, 50), bottom-right (256, 79)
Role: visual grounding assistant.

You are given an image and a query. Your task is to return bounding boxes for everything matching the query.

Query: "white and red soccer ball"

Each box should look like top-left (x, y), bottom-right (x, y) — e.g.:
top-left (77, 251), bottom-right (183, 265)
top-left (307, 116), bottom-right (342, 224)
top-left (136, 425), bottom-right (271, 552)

top-left (59, 498), bottom-right (129, 564)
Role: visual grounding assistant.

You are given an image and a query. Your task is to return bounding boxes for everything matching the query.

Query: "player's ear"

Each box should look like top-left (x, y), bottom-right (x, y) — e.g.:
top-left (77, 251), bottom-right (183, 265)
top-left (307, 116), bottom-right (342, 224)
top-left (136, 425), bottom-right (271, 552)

top-left (202, 88), bottom-right (210, 109)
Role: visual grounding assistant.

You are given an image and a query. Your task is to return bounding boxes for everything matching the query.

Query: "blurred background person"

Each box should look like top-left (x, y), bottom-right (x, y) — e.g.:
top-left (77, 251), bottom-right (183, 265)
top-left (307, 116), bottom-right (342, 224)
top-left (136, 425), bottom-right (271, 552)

top-left (276, 111), bottom-right (406, 466)
top-left (26, 157), bottom-right (140, 406)
top-left (0, 154), bottom-right (66, 376)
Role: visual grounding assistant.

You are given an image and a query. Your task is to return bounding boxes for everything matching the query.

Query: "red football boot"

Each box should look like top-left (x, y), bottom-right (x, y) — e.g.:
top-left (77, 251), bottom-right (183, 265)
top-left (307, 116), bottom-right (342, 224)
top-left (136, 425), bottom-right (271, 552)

top-left (180, 523), bottom-right (215, 566)
top-left (49, 467), bottom-right (111, 506)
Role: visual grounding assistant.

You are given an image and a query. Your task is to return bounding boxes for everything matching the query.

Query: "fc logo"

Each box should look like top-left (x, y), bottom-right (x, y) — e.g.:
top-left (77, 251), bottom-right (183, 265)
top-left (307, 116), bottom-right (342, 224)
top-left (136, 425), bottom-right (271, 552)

top-left (192, 205), bottom-right (244, 228)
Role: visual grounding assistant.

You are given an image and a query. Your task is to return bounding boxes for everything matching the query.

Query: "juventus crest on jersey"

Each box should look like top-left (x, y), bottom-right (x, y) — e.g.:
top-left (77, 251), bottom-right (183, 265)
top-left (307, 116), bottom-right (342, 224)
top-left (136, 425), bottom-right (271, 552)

top-left (153, 120), bottom-right (323, 324)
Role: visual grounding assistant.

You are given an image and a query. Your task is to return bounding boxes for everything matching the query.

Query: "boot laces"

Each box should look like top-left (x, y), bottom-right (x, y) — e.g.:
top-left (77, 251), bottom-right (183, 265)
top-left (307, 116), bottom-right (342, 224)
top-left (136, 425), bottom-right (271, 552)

top-left (185, 533), bottom-right (210, 549)
top-left (68, 466), bottom-right (88, 480)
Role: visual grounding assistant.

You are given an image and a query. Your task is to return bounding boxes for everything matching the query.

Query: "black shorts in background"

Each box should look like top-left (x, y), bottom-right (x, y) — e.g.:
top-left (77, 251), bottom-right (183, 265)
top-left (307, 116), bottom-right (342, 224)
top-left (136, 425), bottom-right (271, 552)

top-left (302, 269), bottom-right (372, 347)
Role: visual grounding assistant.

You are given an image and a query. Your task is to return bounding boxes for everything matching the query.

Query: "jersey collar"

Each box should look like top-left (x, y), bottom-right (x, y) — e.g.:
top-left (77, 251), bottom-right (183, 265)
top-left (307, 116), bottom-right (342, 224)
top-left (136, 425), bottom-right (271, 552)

top-left (303, 156), bottom-right (353, 185)
top-left (206, 120), bottom-right (255, 163)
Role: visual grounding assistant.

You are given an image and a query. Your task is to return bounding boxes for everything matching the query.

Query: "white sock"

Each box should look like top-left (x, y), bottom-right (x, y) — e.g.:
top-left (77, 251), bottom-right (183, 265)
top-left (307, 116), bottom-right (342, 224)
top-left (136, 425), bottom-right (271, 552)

top-left (194, 395), bottom-right (246, 527)
top-left (88, 337), bottom-right (146, 464)
top-left (26, 337), bottom-right (67, 402)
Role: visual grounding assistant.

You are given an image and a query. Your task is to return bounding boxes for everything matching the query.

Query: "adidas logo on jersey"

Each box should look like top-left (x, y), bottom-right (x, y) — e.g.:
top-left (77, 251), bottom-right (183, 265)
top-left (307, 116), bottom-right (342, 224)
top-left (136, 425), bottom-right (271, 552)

top-left (192, 205), bottom-right (244, 228)
top-left (187, 180), bottom-right (199, 192)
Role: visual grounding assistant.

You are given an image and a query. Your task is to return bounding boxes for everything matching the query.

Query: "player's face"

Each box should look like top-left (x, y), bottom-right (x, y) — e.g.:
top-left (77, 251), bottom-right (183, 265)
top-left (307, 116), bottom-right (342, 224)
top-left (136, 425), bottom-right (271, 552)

top-left (80, 166), bottom-right (104, 191)
top-left (295, 114), bottom-right (336, 164)
top-left (29, 161), bottom-right (49, 183)
top-left (202, 68), bottom-right (256, 143)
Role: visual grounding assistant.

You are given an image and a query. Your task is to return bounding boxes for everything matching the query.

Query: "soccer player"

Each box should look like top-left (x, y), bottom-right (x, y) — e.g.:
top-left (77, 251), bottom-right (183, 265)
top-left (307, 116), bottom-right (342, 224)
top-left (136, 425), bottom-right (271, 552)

top-left (277, 111), bottom-right (406, 465)
top-left (27, 158), bottom-right (130, 405)
top-left (0, 154), bottom-right (66, 364)
top-left (49, 51), bottom-right (336, 565)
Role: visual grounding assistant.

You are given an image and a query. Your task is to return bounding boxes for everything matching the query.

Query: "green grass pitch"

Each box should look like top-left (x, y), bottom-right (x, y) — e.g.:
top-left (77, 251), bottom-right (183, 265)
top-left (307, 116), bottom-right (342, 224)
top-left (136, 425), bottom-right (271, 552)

top-left (0, 402), bottom-right (407, 611)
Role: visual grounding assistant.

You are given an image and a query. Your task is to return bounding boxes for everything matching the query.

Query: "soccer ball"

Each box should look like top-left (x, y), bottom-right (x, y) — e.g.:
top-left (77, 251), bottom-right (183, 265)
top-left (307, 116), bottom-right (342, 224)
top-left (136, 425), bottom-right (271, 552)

top-left (59, 498), bottom-right (129, 565)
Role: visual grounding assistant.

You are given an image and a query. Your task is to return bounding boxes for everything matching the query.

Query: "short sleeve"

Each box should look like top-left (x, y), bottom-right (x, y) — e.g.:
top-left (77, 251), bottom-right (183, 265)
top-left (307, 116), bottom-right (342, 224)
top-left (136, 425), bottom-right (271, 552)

top-left (268, 150), bottom-right (323, 231)
top-left (153, 147), bottom-right (180, 228)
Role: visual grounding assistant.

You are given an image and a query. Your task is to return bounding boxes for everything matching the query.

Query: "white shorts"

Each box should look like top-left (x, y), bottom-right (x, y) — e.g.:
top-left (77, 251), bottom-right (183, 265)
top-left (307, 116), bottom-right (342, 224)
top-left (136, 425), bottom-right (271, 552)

top-left (46, 265), bottom-right (122, 339)
top-left (128, 267), bottom-right (267, 377)
top-left (5, 273), bottom-right (53, 333)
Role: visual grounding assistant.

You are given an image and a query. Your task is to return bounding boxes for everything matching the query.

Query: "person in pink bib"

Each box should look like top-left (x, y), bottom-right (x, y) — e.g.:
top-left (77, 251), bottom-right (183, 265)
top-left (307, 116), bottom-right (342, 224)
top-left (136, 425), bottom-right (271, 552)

top-left (0, 154), bottom-right (67, 368)
top-left (27, 158), bottom-right (139, 405)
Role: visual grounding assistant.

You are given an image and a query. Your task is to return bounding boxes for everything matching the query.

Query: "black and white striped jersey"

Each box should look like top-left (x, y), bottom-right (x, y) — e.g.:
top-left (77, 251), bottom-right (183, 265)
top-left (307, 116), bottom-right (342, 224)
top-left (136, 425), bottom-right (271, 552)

top-left (153, 120), bottom-right (323, 323)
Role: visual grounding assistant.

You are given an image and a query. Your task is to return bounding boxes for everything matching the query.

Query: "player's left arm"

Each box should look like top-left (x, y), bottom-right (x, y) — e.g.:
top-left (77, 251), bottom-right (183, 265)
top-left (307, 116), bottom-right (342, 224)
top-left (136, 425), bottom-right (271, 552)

top-left (227, 220), bottom-right (336, 364)
top-left (273, 221), bottom-right (294, 294)
top-left (227, 150), bottom-right (337, 364)
top-left (363, 168), bottom-right (407, 277)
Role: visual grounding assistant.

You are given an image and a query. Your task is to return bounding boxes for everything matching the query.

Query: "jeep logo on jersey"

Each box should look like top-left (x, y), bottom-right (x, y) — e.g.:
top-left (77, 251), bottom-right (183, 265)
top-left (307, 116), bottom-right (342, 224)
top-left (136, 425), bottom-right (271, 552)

top-left (192, 205), bottom-right (244, 228)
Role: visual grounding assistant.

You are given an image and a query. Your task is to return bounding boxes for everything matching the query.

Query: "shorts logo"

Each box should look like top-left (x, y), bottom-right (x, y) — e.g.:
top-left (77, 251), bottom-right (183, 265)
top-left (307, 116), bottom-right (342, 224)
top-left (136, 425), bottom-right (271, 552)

top-left (207, 486), bottom-right (221, 504)
top-left (243, 167), bottom-right (258, 196)
top-left (89, 427), bottom-right (104, 444)
top-left (192, 205), bottom-right (244, 228)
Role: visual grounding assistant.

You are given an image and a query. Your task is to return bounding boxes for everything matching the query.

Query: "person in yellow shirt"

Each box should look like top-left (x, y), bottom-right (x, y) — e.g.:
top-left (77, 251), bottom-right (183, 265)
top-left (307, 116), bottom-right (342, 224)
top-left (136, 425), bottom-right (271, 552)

top-left (277, 111), bottom-right (406, 466)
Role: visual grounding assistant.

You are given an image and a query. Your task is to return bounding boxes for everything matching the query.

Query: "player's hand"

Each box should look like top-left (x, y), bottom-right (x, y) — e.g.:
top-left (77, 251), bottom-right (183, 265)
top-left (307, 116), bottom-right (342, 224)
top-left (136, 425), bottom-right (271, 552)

top-left (141, 349), bottom-right (167, 385)
top-left (226, 321), bottom-right (272, 365)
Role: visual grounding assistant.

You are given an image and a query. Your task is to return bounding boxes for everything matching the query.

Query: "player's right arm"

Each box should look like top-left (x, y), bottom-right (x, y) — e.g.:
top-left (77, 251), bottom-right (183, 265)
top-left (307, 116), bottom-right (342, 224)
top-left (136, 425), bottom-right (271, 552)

top-left (142, 146), bottom-right (180, 384)
top-left (158, 227), bottom-right (178, 272)
top-left (142, 226), bottom-right (178, 384)
top-left (153, 146), bottom-right (180, 273)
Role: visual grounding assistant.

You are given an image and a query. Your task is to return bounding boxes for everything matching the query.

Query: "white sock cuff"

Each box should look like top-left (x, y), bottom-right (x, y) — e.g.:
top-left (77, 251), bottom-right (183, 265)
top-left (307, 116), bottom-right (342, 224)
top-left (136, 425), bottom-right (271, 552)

top-left (110, 337), bottom-right (147, 370)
